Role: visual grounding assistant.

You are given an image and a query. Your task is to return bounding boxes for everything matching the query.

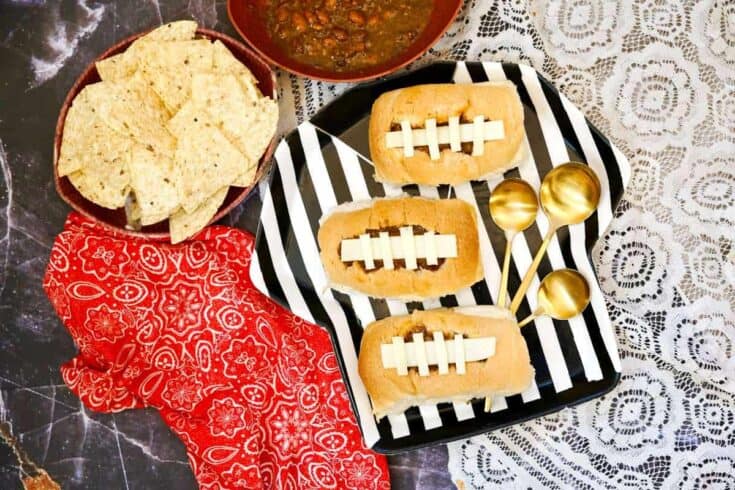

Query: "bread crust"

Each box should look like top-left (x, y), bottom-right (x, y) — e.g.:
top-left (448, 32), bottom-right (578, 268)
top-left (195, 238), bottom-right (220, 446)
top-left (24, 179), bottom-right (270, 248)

top-left (317, 197), bottom-right (483, 300)
top-left (369, 82), bottom-right (525, 185)
top-left (358, 307), bottom-right (534, 419)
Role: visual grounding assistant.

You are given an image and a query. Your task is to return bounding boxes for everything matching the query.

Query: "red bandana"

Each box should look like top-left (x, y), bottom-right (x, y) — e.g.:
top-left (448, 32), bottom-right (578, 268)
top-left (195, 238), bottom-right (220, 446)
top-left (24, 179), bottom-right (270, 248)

top-left (43, 213), bottom-right (390, 490)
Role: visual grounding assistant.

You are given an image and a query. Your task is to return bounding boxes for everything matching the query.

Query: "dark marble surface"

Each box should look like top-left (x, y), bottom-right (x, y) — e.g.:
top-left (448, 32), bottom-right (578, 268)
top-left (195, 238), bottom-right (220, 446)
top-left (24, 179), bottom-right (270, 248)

top-left (0, 1), bottom-right (455, 488)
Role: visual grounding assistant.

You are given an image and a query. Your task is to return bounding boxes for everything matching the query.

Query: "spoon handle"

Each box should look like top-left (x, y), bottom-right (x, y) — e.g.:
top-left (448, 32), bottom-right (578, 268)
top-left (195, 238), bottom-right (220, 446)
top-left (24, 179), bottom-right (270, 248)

top-left (497, 234), bottom-right (514, 307)
top-left (510, 226), bottom-right (557, 314)
top-left (518, 308), bottom-right (543, 328)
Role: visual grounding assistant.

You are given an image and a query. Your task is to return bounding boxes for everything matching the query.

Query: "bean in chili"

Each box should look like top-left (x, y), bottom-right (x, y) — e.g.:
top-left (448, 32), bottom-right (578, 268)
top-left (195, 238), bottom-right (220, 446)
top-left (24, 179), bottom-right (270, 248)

top-left (265, 0), bottom-right (434, 72)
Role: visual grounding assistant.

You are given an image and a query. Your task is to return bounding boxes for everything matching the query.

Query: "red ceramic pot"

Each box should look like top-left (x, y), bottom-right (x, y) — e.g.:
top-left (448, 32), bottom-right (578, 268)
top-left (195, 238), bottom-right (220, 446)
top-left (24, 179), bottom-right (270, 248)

top-left (227, 0), bottom-right (462, 82)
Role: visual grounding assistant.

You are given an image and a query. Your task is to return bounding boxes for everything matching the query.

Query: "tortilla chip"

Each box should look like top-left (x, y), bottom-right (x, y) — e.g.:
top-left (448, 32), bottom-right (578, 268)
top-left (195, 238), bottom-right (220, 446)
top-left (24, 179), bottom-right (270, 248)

top-left (169, 102), bottom-right (245, 212)
top-left (58, 114), bottom-right (132, 178)
top-left (167, 99), bottom-right (206, 136)
top-left (141, 20), bottom-right (197, 42)
top-left (96, 21), bottom-right (197, 82)
top-left (231, 163), bottom-right (258, 187)
top-left (95, 52), bottom-right (136, 82)
top-left (58, 86), bottom-right (136, 179)
top-left (191, 73), bottom-right (277, 167)
top-left (129, 145), bottom-right (180, 225)
top-left (137, 40), bottom-right (214, 113)
top-left (59, 89), bottom-right (94, 160)
top-left (211, 40), bottom-right (251, 76)
top-left (212, 40), bottom-right (261, 100)
top-left (171, 93), bottom-right (258, 189)
top-left (190, 74), bottom-right (254, 153)
top-left (173, 130), bottom-right (243, 212)
top-left (141, 208), bottom-right (171, 226)
top-left (58, 91), bottom-right (97, 176)
top-left (85, 76), bottom-right (176, 155)
top-left (169, 186), bottom-right (228, 244)
top-left (67, 143), bottom-right (131, 210)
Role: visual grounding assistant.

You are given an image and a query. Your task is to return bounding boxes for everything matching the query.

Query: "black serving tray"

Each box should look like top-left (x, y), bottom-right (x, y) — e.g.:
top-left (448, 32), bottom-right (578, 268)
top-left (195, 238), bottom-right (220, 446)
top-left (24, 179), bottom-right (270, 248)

top-left (249, 62), bottom-right (629, 453)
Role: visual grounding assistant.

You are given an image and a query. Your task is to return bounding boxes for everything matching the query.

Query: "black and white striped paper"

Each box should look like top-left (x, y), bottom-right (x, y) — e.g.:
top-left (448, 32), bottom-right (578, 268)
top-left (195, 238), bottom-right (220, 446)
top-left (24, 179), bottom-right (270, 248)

top-left (249, 62), bottom-right (630, 453)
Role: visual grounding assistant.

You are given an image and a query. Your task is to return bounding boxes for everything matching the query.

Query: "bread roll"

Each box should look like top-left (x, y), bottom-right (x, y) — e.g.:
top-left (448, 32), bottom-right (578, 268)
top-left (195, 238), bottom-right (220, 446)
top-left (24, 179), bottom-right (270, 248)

top-left (318, 196), bottom-right (483, 300)
top-left (369, 83), bottom-right (525, 185)
top-left (358, 306), bottom-right (534, 419)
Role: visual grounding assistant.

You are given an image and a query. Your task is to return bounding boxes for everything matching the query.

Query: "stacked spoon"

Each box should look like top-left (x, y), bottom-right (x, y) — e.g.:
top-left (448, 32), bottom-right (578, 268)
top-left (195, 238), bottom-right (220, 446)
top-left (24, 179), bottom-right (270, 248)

top-left (483, 162), bottom-right (601, 412)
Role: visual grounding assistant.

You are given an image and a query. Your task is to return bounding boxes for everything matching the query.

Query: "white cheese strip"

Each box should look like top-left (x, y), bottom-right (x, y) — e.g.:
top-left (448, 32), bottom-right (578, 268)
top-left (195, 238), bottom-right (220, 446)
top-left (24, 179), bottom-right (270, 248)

top-left (381, 336), bottom-right (496, 375)
top-left (453, 305), bottom-right (513, 320)
top-left (340, 234), bottom-right (457, 262)
top-left (400, 226), bottom-right (418, 270)
top-left (391, 336), bottom-right (408, 375)
top-left (455, 334), bottom-right (466, 375)
top-left (385, 120), bottom-right (504, 150)
top-left (400, 120), bottom-right (414, 157)
top-left (424, 231), bottom-right (438, 266)
top-left (378, 232), bottom-right (394, 270)
top-left (359, 233), bottom-right (374, 270)
top-left (448, 116), bottom-right (461, 152)
top-left (413, 333), bottom-right (429, 376)
top-left (433, 331), bottom-right (449, 374)
top-left (425, 118), bottom-right (440, 160)
top-left (472, 116), bottom-right (485, 156)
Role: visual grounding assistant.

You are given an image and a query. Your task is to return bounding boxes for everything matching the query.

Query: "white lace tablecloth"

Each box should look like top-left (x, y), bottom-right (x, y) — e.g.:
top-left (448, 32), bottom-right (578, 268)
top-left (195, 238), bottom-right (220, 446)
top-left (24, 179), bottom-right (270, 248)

top-left (276, 0), bottom-right (735, 487)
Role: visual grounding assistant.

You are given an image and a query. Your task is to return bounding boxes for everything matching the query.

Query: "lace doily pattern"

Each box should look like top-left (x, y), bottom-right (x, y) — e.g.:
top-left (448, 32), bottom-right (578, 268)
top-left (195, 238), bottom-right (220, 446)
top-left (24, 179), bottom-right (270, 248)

top-left (536, 0), bottom-right (634, 68)
top-left (603, 43), bottom-right (707, 151)
top-left (692, 0), bottom-right (735, 77)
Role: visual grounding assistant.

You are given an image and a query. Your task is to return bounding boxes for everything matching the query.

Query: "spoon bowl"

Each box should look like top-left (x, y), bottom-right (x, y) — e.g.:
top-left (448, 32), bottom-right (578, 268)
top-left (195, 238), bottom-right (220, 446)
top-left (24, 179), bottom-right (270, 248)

top-left (509, 162), bottom-right (601, 314)
top-left (536, 269), bottom-right (591, 320)
top-left (489, 179), bottom-right (539, 233)
top-left (539, 163), bottom-right (601, 226)
top-left (519, 269), bottom-right (591, 327)
top-left (488, 178), bottom-right (539, 309)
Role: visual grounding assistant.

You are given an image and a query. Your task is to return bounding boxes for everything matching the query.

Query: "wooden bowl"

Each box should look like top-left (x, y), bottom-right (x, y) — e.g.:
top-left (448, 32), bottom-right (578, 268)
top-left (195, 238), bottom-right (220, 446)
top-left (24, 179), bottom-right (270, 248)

top-left (53, 27), bottom-right (278, 241)
top-left (227, 0), bottom-right (462, 82)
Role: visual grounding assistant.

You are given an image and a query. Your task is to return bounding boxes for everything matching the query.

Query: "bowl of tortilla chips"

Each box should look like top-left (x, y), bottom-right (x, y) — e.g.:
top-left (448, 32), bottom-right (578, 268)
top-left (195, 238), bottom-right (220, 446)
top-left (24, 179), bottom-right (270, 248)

top-left (54, 21), bottom-right (279, 243)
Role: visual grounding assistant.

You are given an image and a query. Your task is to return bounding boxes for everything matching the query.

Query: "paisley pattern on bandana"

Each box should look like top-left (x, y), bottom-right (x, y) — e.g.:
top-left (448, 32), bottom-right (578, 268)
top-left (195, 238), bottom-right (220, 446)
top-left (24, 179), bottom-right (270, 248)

top-left (43, 213), bottom-right (389, 490)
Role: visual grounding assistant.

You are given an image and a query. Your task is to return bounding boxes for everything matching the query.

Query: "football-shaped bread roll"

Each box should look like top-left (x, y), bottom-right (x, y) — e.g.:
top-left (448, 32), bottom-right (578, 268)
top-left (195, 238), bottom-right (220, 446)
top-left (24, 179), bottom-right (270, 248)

top-left (318, 197), bottom-right (483, 300)
top-left (369, 83), bottom-right (525, 185)
top-left (358, 306), bottom-right (534, 419)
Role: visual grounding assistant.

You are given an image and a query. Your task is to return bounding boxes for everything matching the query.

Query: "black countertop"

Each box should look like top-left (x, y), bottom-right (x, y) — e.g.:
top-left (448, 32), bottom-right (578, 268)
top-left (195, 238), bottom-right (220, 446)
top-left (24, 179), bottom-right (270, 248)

top-left (0, 1), bottom-right (454, 488)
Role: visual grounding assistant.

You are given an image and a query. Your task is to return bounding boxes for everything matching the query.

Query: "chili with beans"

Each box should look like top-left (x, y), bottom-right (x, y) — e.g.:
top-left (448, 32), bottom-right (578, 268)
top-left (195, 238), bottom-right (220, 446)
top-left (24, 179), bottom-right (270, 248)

top-left (264, 0), bottom-right (434, 72)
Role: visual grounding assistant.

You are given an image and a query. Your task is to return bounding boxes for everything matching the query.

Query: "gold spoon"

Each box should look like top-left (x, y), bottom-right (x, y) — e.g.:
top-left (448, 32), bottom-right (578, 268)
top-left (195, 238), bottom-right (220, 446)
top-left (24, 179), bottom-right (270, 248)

top-left (518, 269), bottom-right (591, 327)
top-left (484, 179), bottom-right (537, 413)
top-left (488, 178), bottom-right (538, 308)
top-left (509, 163), bottom-right (601, 314)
